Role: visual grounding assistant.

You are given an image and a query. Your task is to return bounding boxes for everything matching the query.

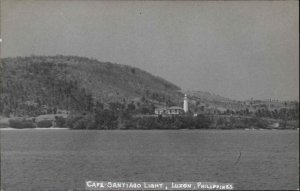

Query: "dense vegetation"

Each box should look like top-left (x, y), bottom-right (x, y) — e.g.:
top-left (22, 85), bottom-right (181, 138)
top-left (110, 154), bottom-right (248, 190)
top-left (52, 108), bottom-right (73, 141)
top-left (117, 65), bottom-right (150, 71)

top-left (253, 107), bottom-right (299, 121)
top-left (208, 106), bottom-right (299, 121)
top-left (65, 113), bottom-right (213, 130)
top-left (0, 55), bottom-right (182, 117)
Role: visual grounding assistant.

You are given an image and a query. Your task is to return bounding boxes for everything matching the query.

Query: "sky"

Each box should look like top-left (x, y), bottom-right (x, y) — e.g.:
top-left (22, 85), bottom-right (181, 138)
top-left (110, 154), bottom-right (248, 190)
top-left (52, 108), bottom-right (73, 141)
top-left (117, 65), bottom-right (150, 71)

top-left (1, 0), bottom-right (299, 101)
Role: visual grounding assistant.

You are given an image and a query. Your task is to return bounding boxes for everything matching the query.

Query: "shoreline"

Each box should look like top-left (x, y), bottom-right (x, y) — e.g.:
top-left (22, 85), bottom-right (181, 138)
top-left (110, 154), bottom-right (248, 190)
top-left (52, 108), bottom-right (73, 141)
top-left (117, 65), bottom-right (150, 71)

top-left (0, 127), bottom-right (297, 131)
top-left (0, 127), bottom-right (69, 130)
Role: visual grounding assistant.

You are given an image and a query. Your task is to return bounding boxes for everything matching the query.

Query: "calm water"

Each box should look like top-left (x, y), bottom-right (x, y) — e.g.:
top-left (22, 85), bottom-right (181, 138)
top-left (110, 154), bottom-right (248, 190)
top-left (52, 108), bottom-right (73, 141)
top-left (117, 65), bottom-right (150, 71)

top-left (1, 129), bottom-right (299, 190)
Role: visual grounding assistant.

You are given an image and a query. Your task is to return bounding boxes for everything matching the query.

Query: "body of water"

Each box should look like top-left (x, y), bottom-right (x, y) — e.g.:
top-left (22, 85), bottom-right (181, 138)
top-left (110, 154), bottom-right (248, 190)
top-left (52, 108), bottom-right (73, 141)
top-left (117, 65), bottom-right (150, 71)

top-left (1, 129), bottom-right (299, 190)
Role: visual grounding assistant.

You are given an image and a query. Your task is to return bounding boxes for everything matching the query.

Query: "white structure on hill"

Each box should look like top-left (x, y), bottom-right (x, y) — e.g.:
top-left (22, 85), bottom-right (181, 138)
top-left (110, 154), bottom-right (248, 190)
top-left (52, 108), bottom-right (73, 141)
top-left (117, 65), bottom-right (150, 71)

top-left (166, 106), bottom-right (184, 115)
top-left (183, 94), bottom-right (188, 113)
top-left (154, 94), bottom-right (189, 115)
top-left (154, 106), bottom-right (184, 115)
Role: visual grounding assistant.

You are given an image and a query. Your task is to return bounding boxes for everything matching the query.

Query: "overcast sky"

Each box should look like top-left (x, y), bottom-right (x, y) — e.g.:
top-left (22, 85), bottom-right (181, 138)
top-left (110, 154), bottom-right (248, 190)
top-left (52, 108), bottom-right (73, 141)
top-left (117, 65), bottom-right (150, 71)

top-left (1, 0), bottom-right (299, 101)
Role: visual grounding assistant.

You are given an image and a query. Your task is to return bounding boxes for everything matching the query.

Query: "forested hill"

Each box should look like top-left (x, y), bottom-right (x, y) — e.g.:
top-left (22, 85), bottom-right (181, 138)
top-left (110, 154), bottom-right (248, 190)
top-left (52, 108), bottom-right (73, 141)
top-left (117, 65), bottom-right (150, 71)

top-left (0, 55), bottom-right (183, 116)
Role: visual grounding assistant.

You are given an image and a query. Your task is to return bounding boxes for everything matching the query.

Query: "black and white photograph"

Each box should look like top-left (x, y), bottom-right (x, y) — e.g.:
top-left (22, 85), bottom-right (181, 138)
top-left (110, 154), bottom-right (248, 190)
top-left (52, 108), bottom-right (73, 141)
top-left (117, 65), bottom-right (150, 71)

top-left (0, 0), bottom-right (299, 190)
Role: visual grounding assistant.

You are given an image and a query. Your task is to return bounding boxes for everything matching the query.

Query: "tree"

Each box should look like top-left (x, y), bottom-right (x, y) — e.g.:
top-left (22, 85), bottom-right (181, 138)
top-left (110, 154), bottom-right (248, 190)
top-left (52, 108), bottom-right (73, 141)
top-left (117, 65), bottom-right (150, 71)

top-left (97, 109), bottom-right (118, 129)
top-left (109, 102), bottom-right (124, 112)
top-left (127, 102), bottom-right (136, 112)
top-left (85, 94), bottom-right (94, 112)
top-left (94, 101), bottom-right (104, 113)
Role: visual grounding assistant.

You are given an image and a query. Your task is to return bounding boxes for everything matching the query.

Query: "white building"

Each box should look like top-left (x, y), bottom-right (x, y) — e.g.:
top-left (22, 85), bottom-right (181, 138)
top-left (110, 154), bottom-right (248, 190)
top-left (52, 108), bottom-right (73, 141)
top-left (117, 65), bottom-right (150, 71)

top-left (154, 94), bottom-right (188, 115)
top-left (165, 106), bottom-right (184, 115)
top-left (154, 107), bottom-right (166, 115)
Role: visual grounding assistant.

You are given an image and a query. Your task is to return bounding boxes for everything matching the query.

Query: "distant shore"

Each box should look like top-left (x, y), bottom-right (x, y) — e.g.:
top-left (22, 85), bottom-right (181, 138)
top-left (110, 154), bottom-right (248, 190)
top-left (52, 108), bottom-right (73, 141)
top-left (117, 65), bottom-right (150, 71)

top-left (1, 114), bottom-right (298, 130)
top-left (0, 127), bottom-right (69, 130)
top-left (0, 127), bottom-right (297, 131)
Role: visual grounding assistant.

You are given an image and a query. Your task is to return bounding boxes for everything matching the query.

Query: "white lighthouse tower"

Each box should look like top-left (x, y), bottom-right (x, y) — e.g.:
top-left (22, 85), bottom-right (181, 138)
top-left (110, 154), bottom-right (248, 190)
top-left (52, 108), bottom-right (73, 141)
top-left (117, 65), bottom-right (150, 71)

top-left (183, 94), bottom-right (188, 113)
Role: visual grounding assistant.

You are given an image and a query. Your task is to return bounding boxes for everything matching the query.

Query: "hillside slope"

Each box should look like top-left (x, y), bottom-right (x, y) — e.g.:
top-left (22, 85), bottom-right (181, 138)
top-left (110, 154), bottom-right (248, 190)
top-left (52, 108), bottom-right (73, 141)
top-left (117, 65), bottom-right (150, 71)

top-left (0, 55), bottom-right (183, 116)
top-left (186, 90), bottom-right (232, 103)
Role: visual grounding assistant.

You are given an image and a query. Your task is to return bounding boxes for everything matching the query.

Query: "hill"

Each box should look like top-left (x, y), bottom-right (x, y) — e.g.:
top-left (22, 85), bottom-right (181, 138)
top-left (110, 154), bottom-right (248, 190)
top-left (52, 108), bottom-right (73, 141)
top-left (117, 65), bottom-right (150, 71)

top-left (0, 55), bottom-right (183, 116)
